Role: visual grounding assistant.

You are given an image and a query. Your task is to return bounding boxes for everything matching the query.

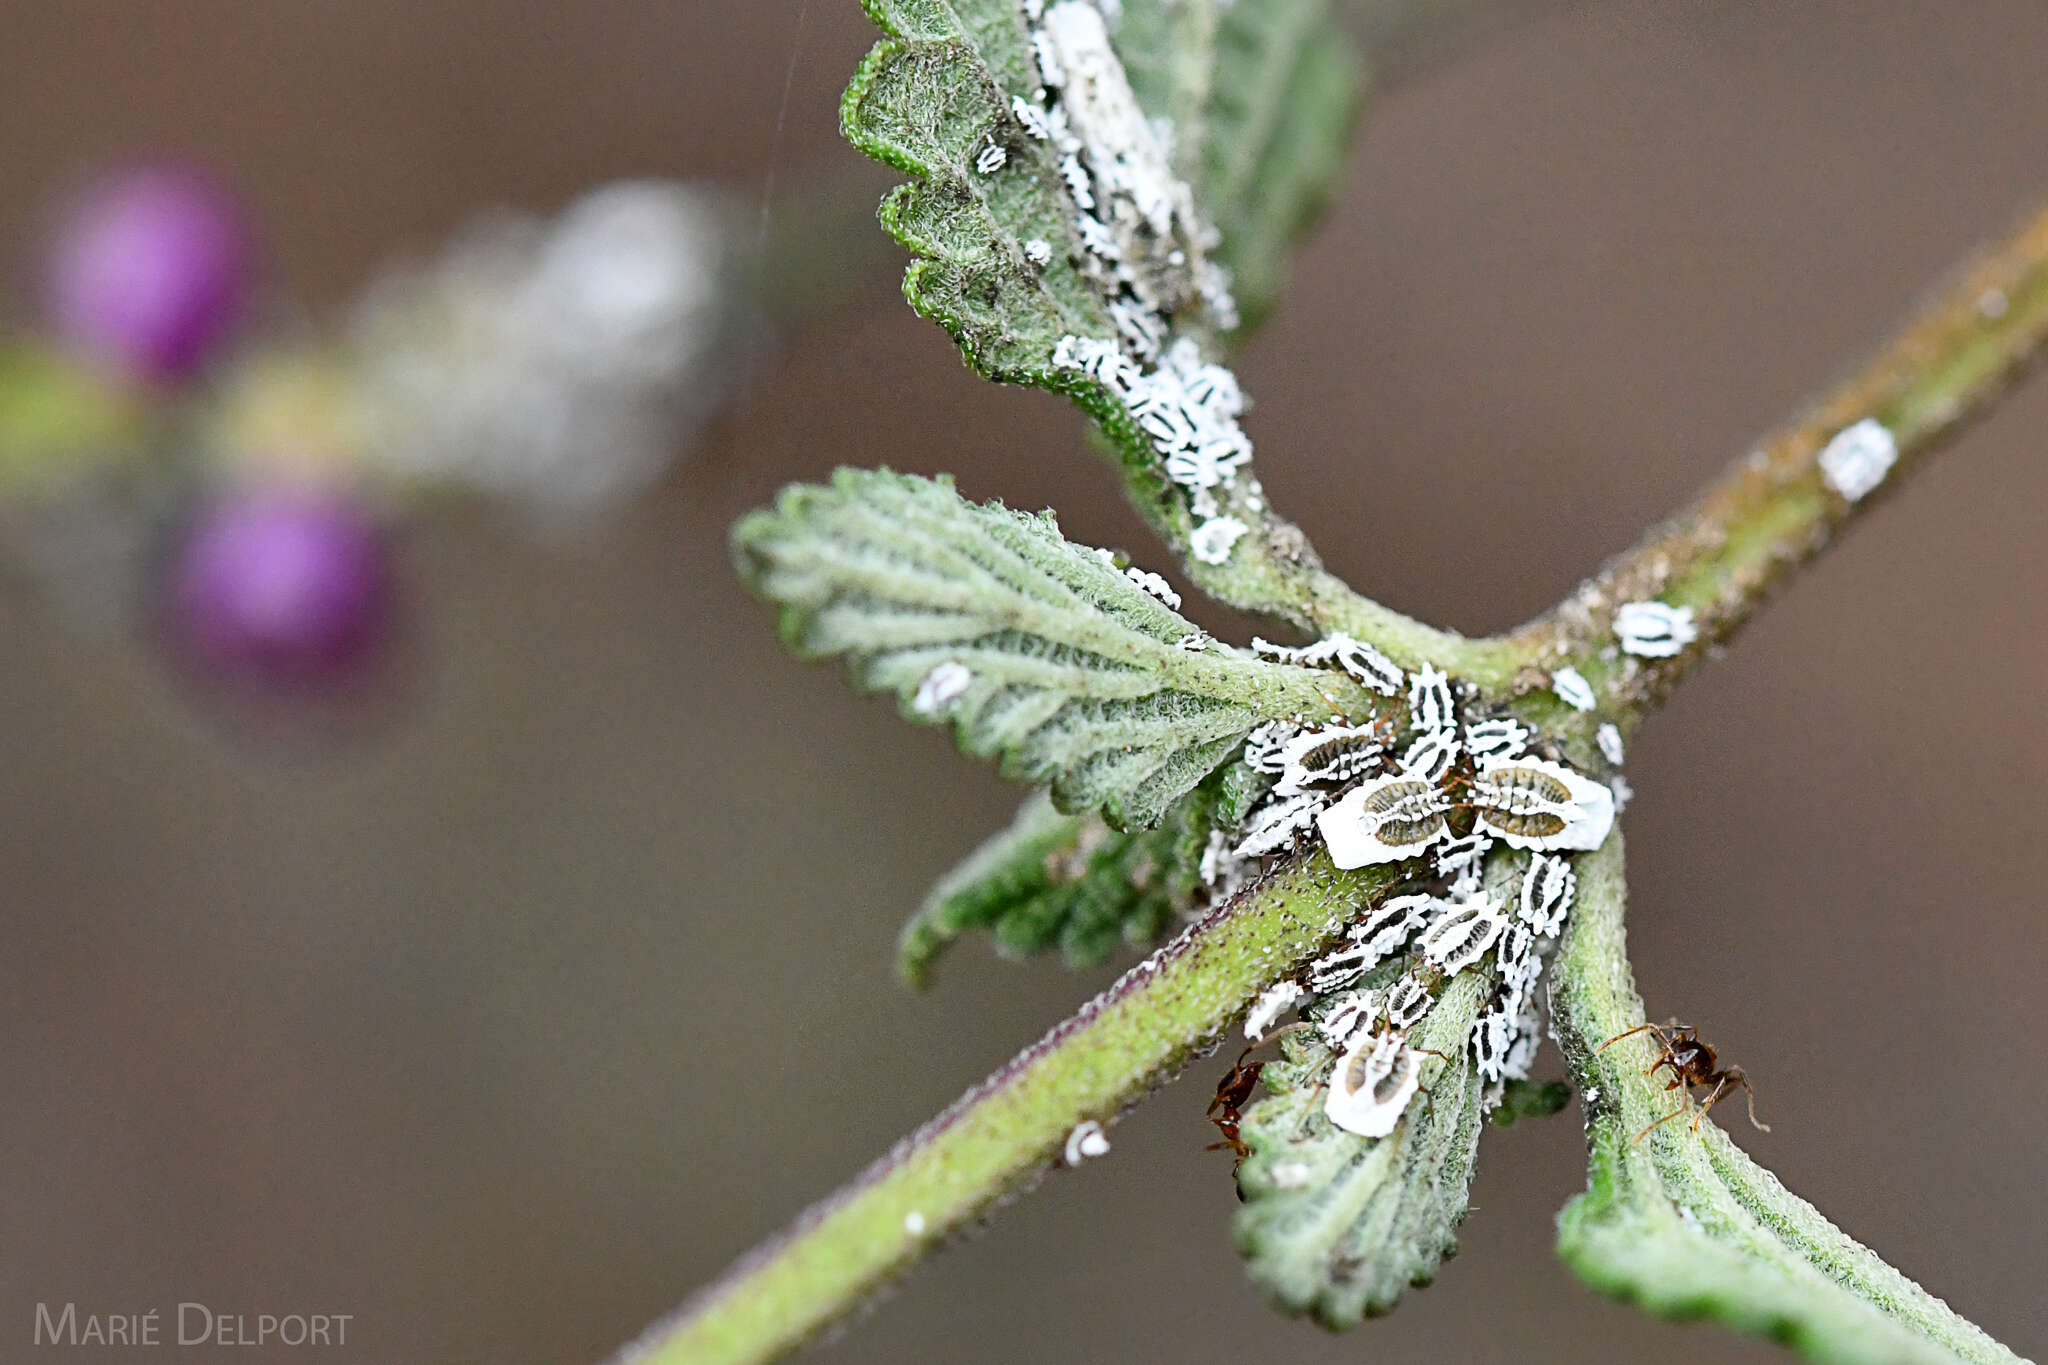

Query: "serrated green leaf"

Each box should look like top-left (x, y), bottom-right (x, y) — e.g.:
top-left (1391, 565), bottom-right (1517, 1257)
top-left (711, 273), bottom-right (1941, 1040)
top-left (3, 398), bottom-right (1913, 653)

top-left (1550, 835), bottom-right (2027, 1365)
top-left (1232, 962), bottom-right (1492, 1325)
top-left (897, 763), bottom-right (1269, 985)
top-left (734, 469), bottom-right (1367, 830)
top-left (843, 4), bottom-right (1117, 386)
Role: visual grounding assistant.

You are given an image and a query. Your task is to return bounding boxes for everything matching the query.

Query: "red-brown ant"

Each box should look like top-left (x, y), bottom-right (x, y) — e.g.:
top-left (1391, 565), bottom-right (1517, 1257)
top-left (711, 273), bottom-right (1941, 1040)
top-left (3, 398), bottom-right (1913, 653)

top-left (1596, 1019), bottom-right (1768, 1144)
top-left (1206, 1023), bottom-right (1313, 1172)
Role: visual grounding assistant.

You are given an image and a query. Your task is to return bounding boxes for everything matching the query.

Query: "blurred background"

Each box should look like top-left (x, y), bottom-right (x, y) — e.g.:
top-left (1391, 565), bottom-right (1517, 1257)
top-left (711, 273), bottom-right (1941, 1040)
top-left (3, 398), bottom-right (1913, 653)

top-left (3, 3), bottom-right (2046, 1361)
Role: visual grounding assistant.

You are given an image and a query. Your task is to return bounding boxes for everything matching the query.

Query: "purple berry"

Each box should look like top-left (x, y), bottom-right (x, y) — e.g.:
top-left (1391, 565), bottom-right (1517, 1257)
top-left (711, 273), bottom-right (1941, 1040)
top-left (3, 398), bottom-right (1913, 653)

top-left (166, 487), bottom-right (395, 695)
top-left (44, 166), bottom-right (252, 384)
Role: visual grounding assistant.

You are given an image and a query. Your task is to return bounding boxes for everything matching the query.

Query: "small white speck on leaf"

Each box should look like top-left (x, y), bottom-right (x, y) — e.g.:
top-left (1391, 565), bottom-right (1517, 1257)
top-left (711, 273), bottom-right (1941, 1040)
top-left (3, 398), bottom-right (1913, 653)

top-left (912, 661), bottom-right (973, 715)
top-left (904, 1211), bottom-right (927, 1236)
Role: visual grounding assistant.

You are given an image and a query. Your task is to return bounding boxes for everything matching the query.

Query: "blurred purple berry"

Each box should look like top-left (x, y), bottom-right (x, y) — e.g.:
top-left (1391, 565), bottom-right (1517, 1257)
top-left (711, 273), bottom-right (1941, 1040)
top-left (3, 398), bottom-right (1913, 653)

top-left (44, 166), bottom-right (252, 383)
top-left (167, 487), bottom-right (395, 695)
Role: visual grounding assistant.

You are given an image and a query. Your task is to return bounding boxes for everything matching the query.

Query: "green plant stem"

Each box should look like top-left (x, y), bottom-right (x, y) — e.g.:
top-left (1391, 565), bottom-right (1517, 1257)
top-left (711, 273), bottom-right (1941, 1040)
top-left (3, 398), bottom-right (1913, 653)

top-left (622, 199), bottom-right (2048, 1365)
top-left (615, 854), bottom-right (1393, 1365)
top-left (1549, 835), bottom-right (2026, 1365)
top-left (1495, 199), bottom-right (2048, 717)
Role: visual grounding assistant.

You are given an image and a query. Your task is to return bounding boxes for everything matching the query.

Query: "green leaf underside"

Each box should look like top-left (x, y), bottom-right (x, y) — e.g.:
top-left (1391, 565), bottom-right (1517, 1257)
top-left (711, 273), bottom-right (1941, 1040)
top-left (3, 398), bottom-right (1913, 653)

top-left (1232, 966), bottom-right (1491, 1326)
top-left (846, 0), bottom-right (1356, 370)
top-left (897, 763), bottom-right (1267, 985)
top-left (734, 469), bottom-right (1366, 829)
top-left (1118, 0), bottom-right (1359, 330)
top-left (1551, 836), bottom-right (2029, 1365)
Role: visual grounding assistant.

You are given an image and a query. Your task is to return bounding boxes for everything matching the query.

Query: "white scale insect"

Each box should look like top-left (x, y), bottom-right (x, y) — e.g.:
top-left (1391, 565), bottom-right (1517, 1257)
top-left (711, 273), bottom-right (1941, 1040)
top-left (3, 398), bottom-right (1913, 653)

top-left (1470, 756), bottom-right (1614, 852)
top-left (1251, 634), bottom-right (1403, 695)
top-left (1231, 790), bottom-right (1326, 860)
top-left (1419, 894), bottom-right (1508, 974)
top-left (1614, 600), bottom-right (1697, 659)
top-left (1518, 854), bottom-right (1577, 937)
top-left (1464, 716), bottom-right (1530, 761)
top-left (1596, 722), bottom-right (1625, 766)
top-left (1550, 664), bottom-right (1597, 712)
top-left (1189, 515), bottom-right (1248, 564)
top-left (975, 142), bottom-right (1009, 175)
top-left (1326, 1029), bottom-right (1425, 1138)
top-left (1273, 724), bottom-right (1386, 794)
top-left (1408, 664), bottom-right (1456, 734)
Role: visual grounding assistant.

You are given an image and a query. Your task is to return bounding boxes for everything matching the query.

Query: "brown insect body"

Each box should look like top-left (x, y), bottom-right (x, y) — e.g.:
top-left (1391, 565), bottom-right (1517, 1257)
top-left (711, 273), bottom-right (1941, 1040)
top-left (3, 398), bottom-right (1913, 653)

top-left (1596, 1019), bottom-right (1769, 1144)
top-left (1206, 1046), bottom-right (1264, 1167)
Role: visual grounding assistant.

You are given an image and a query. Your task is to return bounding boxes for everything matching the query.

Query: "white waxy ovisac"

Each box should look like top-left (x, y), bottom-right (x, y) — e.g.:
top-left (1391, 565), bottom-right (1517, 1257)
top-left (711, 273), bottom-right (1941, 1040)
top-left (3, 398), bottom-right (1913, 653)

top-left (1316, 774), bottom-right (1452, 869)
top-left (912, 661), bottom-right (973, 715)
top-left (1472, 756), bottom-right (1615, 852)
top-left (1326, 1030), bottom-right (1423, 1138)
top-left (1550, 665), bottom-right (1597, 711)
top-left (1817, 417), bottom-right (1898, 503)
top-left (1614, 600), bottom-right (1697, 659)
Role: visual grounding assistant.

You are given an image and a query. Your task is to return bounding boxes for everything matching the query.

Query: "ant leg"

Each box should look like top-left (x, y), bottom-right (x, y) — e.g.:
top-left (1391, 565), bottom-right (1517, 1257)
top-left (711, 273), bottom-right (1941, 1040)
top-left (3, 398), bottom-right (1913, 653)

top-left (1631, 1107), bottom-right (1687, 1145)
top-left (1596, 1022), bottom-right (1666, 1056)
top-left (1693, 1077), bottom-right (1731, 1131)
top-left (1732, 1069), bottom-right (1769, 1132)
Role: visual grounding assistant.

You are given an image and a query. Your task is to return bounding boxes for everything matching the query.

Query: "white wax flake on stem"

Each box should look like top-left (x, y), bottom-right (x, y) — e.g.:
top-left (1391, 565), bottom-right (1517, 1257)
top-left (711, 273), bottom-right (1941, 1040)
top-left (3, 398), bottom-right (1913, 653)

top-left (975, 142), bottom-right (1008, 175)
top-left (1064, 1119), bottom-right (1111, 1165)
top-left (1245, 980), bottom-right (1305, 1042)
top-left (1550, 665), bottom-right (1597, 712)
top-left (904, 1211), bottom-right (927, 1236)
top-left (1023, 238), bottom-right (1053, 268)
top-left (1614, 600), bottom-right (1698, 659)
top-left (1817, 417), bottom-right (1898, 503)
top-left (1596, 722), bottom-right (1625, 766)
top-left (912, 661), bottom-right (973, 715)
top-left (1610, 774), bottom-right (1635, 814)
top-left (1189, 515), bottom-right (1249, 564)
top-left (1270, 1161), bottom-right (1312, 1189)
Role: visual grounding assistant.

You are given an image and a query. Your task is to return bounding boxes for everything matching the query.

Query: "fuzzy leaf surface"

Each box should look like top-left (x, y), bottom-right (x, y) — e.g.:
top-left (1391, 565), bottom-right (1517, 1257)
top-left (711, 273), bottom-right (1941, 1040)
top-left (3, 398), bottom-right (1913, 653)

top-left (897, 763), bottom-right (1267, 984)
top-left (1550, 835), bottom-right (2028, 1365)
top-left (734, 469), bottom-right (1365, 829)
top-left (1232, 963), bottom-right (1491, 1325)
top-left (1116, 0), bottom-right (1359, 329)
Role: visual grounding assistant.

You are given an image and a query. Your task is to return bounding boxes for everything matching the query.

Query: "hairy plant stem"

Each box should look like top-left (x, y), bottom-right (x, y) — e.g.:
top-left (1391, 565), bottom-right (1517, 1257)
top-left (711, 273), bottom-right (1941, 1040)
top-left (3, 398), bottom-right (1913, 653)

top-left (1495, 198), bottom-right (2048, 723)
top-left (623, 207), bottom-right (2048, 1365)
top-left (614, 854), bottom-right (1395, 1365)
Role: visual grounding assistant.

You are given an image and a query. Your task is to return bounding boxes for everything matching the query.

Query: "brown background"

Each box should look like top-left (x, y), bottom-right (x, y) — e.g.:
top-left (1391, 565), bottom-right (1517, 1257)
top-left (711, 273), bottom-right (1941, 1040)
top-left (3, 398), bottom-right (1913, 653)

top-left (2, 3), bottom-right (2045, 1362)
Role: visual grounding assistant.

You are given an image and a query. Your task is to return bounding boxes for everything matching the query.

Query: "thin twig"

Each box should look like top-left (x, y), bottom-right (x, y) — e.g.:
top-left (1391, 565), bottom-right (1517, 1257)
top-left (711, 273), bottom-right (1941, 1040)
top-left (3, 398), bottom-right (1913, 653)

top-left (614, 855), bottom-right (1395, 1365)
top-left (617, 200), bottom-right (2048, 1365)
top-left (1496, 200), bottom-right (2048, 719)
